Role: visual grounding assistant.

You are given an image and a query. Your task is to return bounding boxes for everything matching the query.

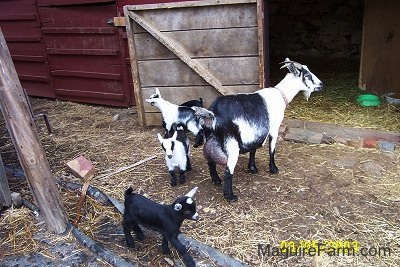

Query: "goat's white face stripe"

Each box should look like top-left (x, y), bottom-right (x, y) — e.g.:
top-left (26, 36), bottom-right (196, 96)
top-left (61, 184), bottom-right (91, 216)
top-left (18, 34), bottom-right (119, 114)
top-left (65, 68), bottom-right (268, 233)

top-left (163, 139), bottom-right (174, 157)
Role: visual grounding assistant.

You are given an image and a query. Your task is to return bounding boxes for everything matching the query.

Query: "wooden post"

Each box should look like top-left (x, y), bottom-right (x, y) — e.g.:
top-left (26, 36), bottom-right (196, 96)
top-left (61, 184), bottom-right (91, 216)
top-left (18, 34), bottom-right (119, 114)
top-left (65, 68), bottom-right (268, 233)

top-left (0, 29), bottom-right (68, 233)
top-left (0, 154), bottom-right (11, 209)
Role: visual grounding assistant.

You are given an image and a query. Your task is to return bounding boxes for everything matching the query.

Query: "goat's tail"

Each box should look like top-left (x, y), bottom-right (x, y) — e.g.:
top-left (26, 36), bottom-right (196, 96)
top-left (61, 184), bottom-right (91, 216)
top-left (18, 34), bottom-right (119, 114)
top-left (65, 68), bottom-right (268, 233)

top-left (125, 187), bottom-right (134, 196)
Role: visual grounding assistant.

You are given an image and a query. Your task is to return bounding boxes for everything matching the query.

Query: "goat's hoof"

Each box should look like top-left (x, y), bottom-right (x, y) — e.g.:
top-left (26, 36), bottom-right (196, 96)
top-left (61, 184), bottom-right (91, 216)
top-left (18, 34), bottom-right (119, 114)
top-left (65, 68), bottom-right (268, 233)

top-left (170, 181), bottom-right (177, 186)
top-left (179, 178), bottom-right (186, 184)
top-left (162, 247), bottom-right (171, 255)
top-left (136, 233), bottom-right (145, 241)
top-left (212, 179), bottom-right (222, 186)
top-left (127, 242), bottom-right (135, 248)
top-left (269, 167), bottom-right (279, 174)
top-left (248, 166), bottom-right (258, 174)
top-left (224, 193), bottom-right (238, 202)
top-left (183, 256), bottom-right (196, 267)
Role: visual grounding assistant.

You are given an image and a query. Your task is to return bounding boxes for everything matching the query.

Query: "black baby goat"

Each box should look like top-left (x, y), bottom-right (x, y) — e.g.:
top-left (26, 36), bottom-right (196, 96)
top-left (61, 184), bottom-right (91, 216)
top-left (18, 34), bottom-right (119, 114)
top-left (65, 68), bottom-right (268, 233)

top-left (122, 187), bottom-right (199, 267)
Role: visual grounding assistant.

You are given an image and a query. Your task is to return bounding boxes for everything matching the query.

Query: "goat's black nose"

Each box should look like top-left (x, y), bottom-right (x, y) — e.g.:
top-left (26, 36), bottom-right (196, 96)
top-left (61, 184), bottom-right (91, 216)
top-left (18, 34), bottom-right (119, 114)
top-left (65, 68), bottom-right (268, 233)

top-left (167, 155), bottom-right (173, 159)
top-left (315, 83), bottom-right (323, 91)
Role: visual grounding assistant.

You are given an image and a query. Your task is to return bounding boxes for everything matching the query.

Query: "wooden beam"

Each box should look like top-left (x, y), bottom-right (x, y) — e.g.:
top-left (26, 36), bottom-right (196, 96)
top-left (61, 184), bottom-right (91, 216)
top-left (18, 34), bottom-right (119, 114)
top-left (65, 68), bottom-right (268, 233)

top-left (0, 29), bottom-right (68, 233)
top-left (256, 0), bottom-right (265, 88)
top-left (124, 6), bottom-right (146, 126)
top-left (126, 0), bottom-right (256, 11)
top-left (0, 154), bottom-right (11, 208)
top-left (128, 11), bottom-right (233, 96)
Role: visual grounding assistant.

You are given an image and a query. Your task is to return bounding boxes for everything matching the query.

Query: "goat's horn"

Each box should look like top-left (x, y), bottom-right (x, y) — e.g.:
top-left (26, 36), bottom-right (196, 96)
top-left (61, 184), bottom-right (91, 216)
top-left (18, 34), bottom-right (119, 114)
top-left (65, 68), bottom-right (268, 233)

top-left (279, 60), bottom-right (303, 70)
top-left (185, 187), bottom-right (198, 198)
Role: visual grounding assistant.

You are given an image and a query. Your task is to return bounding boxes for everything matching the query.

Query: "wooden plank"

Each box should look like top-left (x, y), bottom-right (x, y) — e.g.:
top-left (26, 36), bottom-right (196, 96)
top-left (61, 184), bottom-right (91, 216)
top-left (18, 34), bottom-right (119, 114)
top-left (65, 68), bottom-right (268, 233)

top-left (47, 48), bottom-right (118, 56)
top-left (0, 29), bottom-right (68, 233)
top-left (142, 85), bottom-right (259, 113)
top-left (5, 36), bottom-right (42, 42)
top-left (0, 14), bottom-right (36, 21)
top-left (124, 5), bottom-right (145, 126)
top-left (134, 27), bottom-right (258, 60)
top-left (131, 4), bottom-right (257, 32)
top-left (126, 0), bottom-right (256, 11)
top-left (55, 88), bottom-right (125, 100)
top-left (0, 154), bottom-right (12, 208)
top-left (41, 27), bottom-right (115, 34)
top-left (138, 57), bottom-right (259, 87)
top-left (12, 55), bottom-right (46, 62)
top-left (144, 112), bottom-right (163, 126)
top-left (359, 0), bottom-right (400, 96)
top-left (256, 0), bottom-right (265, 88)
top-left (129, 11), bottom-right (233, 96)
top-left (51, 70), bottom-right (121, 80)
top-left (18, 74), bottom-right (49, 83)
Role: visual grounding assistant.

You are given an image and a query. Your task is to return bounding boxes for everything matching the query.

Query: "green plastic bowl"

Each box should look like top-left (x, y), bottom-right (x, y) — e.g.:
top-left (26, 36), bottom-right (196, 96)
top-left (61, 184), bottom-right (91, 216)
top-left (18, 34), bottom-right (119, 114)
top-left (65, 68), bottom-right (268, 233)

top-left (357, 94), bottom-right (381, 107)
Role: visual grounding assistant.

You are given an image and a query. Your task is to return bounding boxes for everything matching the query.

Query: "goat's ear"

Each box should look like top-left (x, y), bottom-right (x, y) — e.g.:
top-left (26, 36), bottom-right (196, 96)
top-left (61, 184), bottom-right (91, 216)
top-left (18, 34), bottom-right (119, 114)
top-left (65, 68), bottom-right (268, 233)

top-left (157, 133), bottom-right (164, 143)
top-left (185, 186), bottom-right (198, 198)
top-left (155, 87), bottom-right (161, 96)
top-left (171, 131), bottom-right (178, 140)
top-left (174, 203), bottom-right (182, 211)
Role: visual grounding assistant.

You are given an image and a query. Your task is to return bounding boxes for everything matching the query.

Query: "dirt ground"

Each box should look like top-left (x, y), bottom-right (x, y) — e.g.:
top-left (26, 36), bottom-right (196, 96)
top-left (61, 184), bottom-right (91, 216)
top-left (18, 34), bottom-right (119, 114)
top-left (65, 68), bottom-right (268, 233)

top-left (1, 97), bottom-right (399, 267)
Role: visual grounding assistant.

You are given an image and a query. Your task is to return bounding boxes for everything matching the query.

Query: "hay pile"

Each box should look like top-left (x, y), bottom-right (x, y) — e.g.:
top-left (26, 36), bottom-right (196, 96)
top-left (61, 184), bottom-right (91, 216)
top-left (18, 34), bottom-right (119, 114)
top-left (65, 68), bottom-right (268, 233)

top-left (1, 59), bottom-right (400, 266)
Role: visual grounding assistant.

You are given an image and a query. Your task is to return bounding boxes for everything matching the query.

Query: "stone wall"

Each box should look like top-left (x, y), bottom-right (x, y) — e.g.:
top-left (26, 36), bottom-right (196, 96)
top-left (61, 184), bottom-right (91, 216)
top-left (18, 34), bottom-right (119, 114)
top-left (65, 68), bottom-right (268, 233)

top-left (268, 0), bottom-right (364, 59)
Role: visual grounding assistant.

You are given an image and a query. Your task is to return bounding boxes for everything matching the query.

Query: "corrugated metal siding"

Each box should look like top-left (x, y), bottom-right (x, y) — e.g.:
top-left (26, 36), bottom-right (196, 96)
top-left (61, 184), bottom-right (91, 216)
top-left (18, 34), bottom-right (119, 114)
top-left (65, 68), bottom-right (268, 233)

top-left (0, 0), bottom-right (55, 98)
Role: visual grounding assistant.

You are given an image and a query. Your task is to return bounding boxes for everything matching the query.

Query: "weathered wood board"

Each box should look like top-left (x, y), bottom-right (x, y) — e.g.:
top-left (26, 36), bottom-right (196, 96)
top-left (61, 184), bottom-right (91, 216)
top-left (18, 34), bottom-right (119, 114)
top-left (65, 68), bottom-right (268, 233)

top-left (124, 0), bottom-right (266, 126)
top-left (359, 0), bottom-right (400, 96)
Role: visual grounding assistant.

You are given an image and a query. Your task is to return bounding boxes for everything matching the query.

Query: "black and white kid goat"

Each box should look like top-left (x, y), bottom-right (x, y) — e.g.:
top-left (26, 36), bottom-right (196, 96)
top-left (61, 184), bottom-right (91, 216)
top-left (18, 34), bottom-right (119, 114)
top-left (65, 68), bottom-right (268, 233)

top-left (123, 187), bottom-right (199, 267)
top-left (194, 58), bottom-right (323, 201)
top-left (158, 125), bottom-right (192, 186)
top-left (146, 88), bottom-right (204, 147)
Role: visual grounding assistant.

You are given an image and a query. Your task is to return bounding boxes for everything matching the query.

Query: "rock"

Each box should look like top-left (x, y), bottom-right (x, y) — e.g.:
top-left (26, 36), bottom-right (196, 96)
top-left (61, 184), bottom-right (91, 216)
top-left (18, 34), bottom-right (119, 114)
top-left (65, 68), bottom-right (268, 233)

top-left (363, 138), bottom-right (378, 148)
top-left (360, 161), bottom-right (383, 177)
top-left (348, 138), bottom-right (364, 148)
top-left (11, 192), bottom-right (22, 208)
top-left (378, 141), bottom-right (396, 152)
top-left (332, 158), bottom-right (358, 168)
top-left (334, 136), bottom-right (349, 145)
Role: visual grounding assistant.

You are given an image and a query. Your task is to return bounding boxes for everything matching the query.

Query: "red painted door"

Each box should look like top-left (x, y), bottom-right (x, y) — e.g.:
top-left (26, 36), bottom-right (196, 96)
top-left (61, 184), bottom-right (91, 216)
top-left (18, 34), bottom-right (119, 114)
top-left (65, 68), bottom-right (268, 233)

top-left (0, 0), bottom-right (55, 98)
top-left (37, 0), bottom-right (134, 106)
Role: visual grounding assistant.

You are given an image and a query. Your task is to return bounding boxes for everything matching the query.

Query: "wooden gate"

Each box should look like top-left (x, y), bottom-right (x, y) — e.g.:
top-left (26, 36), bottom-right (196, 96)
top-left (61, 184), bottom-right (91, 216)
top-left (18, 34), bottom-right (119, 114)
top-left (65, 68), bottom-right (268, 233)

top-left (124, 0), bottom-right (266, 126)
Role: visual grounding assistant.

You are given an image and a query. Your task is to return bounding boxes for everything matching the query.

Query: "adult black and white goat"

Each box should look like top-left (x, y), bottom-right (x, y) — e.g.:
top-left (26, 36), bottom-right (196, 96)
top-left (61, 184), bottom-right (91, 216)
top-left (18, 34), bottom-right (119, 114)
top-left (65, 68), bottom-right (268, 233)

top-left (146, 88), bottom-right (204, 147)
top-left (158, 125), bottom-right (192, 186)
top-left (123, 187), bottom-right (199, 267)
top-left (194, 58), bottom-right (323, 201)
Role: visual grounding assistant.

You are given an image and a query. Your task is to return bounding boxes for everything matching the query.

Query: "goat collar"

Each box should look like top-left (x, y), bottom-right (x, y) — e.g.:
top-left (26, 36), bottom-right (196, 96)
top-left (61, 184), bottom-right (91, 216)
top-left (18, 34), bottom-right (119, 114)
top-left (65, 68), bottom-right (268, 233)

top-left (275, 86), bottom-right (289, 107)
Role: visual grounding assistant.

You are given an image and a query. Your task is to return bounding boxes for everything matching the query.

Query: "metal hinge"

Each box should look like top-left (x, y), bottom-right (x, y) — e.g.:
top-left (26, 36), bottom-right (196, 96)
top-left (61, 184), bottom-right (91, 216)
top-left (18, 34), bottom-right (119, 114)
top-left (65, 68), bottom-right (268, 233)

top-left (107, 17), bottom-right (126, 27)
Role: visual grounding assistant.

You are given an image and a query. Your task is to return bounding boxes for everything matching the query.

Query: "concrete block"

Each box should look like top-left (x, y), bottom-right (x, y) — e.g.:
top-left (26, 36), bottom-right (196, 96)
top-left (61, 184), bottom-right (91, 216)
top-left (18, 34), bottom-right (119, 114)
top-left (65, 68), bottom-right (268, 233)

top-left (284, 128), bottom-right (323, 144)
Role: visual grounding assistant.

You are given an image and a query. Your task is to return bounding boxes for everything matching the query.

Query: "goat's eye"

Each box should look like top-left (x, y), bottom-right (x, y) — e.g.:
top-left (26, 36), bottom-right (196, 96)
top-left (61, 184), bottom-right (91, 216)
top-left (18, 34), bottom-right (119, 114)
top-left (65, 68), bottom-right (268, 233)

top-left (184, 210), bottom-right (191, 215)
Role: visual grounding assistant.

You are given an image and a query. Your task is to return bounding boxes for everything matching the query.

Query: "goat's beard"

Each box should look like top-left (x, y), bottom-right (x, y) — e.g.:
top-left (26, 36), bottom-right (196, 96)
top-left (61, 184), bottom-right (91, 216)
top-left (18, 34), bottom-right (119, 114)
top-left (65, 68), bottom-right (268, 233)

top-left (303, 91), bottom-right (312, 101)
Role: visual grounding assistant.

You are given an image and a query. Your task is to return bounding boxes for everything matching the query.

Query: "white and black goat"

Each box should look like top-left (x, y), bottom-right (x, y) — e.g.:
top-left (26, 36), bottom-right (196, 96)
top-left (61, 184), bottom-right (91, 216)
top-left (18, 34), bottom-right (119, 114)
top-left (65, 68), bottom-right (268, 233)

top-left (146, 88), bottom-right (204, 147)
top-left (158, 125), bottom-right (192, 186)
top-left (123, 187), bottom-right (199, 267)
top-left (194, 58), bottom-right (323, 201)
